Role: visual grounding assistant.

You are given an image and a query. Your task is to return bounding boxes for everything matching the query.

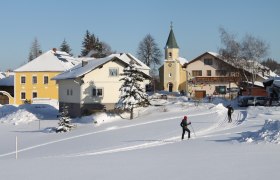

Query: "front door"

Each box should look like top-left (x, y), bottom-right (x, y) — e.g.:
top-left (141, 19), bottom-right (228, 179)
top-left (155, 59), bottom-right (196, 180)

top-left (168, 83), bottom-right (173, 92)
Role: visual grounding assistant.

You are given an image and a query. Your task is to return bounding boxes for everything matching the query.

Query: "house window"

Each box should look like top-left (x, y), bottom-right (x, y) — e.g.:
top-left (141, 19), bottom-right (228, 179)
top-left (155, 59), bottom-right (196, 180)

top-left (207, 70), bottom-right (212, 76)
top-left (21, 92), bottom-right (26, 100)
top-left (43, 76), bottom-right (49, 84)
top-left (67, 89), bottom-right (73, 96)
top-left (216, 70), bottom-right (227, 76)
top-left (32, 76), bottom-right (37, 84)
top-left (32, 92), bottom-right (37, 98)
top-left (192, 70), bottom-right (202, 76)
top-left (92, 88), bottom-right (103, 97)
top-left (21, 76), bottom-right (26, 84)
top-left (215, 86), bottom-right (226, 94)
top-left (204, 58), bottom-right (213, 65)
top-left (109, 68), bottom-right (118, 77)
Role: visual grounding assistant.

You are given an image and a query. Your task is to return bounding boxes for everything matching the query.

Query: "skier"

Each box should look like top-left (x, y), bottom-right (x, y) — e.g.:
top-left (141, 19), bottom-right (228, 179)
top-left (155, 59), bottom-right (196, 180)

top-left (180, 116), bottom-right (191, 140)
top-left (227, 105), bottom-right (234, 123)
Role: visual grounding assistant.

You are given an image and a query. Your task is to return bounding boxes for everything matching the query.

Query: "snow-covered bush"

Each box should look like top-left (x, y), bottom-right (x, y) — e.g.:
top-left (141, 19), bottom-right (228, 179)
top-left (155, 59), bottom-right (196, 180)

top-left (56, 104), bottom-right (74, 132)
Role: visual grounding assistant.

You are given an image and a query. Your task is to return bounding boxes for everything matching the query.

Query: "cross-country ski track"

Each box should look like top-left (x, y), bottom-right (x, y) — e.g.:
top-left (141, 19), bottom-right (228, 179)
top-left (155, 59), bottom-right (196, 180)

top-left (0, 107), bottom-right (246, 159)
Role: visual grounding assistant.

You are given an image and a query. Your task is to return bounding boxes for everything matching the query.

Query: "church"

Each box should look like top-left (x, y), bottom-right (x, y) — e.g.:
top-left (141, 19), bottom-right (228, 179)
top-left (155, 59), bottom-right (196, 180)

top-left (158, 25), bottom-right (188, 94)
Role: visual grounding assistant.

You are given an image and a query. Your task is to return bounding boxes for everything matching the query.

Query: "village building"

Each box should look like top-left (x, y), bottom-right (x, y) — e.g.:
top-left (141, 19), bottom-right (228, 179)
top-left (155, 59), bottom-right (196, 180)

top-left (52, 53), bottom-right (150, 117)
top-left (0, 71), bottom-right (14, 104)
top-left (13, 49), bottom-right (80, 105)
top-left (159, 27), bottom-right (276, 99)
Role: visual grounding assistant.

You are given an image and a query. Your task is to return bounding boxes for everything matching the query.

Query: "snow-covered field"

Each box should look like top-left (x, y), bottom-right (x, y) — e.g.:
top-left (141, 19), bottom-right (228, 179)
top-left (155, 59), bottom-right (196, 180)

top-left (0, 97), bottom-right (280, 180)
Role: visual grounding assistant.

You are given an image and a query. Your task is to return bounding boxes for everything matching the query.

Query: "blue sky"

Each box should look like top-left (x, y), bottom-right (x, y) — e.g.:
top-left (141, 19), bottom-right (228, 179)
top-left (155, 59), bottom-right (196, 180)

top-left (0, 0), bottom-right (279, 71)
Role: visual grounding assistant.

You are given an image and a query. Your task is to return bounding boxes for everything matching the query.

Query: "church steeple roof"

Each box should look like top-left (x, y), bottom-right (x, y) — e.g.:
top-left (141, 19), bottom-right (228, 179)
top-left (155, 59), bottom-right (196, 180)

top-left (165, 23), bottom-right (179, 49)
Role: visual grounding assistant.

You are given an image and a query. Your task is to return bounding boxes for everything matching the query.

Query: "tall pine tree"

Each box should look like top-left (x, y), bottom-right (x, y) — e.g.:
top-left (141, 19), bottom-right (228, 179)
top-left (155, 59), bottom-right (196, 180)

top-left (28, 37), bottom-right (42, 62)
top-left (60, 39), bottom-right (72, 55)
top-left (81, 30), bottom-right (113, 58)
top-left (81, 30), bottom-right (96, 56)
top-left (116, 61), bottom-right (150, 119)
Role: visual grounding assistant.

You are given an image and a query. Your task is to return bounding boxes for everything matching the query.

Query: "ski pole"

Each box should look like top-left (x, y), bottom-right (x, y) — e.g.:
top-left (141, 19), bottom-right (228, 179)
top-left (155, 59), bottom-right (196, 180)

top-left (190, 123), bottom-right (196, 137)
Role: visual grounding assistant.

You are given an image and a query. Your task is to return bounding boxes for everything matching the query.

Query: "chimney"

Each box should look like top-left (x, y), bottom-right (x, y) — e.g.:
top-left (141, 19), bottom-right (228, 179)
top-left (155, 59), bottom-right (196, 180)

top-left (82, 60), bottom-right (88, 67)
top-left (52, 48), bottom-right (57, 53)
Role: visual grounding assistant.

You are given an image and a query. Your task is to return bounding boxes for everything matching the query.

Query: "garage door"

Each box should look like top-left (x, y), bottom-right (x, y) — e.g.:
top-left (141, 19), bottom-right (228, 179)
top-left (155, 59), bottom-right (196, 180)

top-left (195, 90), bottom-right (206, 99)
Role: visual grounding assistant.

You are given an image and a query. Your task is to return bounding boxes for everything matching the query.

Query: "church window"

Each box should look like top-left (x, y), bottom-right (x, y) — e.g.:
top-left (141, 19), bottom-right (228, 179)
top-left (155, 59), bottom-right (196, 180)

top-left (169, 52), bottom-right (172, 58)
top-left (169, 73), bottom-right (172, 77)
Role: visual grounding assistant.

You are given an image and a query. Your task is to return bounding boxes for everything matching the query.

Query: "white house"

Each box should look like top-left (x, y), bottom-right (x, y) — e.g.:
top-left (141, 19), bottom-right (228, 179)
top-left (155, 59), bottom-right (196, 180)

top-left (53, 53), bottom-right (150, 117)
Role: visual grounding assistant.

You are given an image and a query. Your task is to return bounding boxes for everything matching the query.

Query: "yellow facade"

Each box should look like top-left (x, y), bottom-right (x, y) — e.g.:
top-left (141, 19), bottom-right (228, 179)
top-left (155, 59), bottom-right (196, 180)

top-left (14, 71), bottom-right (60, 105)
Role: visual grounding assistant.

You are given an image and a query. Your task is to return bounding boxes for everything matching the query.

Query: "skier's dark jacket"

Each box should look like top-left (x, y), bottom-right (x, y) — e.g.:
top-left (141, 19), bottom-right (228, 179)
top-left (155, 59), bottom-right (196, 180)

top-left (180, 119), bottom-right (191, 129)
top-left (227, 106), bottom-right (234, 115)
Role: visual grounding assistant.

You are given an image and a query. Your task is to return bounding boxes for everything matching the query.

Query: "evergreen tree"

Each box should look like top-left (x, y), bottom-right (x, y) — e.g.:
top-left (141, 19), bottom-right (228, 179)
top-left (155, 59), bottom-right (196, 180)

top-left (56, 104), bottom-right (74, 132)
top-left (60, 39), bottom-right (72, 55)
top-left (28, 37), bottom-right (42, 62)
top-left (116, 61), bottom-right (150, 119)
top-left (81, 30), bottom-right (96, 56)
top-left (81, 30), bottom-right (113, 58)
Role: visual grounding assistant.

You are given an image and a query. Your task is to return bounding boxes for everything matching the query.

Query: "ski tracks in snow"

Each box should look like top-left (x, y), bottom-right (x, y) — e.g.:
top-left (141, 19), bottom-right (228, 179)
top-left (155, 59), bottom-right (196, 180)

top-left (0, 108), bottom-right (246, 159)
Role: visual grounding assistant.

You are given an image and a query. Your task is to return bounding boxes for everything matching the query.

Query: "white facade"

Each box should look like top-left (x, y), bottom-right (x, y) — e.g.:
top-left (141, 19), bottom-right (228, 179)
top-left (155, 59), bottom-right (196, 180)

top-left (53, 53), bottom-right (150, 117)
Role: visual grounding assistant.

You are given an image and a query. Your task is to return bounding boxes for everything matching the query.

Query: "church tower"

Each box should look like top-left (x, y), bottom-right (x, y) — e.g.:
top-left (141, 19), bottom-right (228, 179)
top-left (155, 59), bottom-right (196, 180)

top-left (165, 23), bottom-right (179, 60)
top-left (160, 23), bottom-right (186, 93)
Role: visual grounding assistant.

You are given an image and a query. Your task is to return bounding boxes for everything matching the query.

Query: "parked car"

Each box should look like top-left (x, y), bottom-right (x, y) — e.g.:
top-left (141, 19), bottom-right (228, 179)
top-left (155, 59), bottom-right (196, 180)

top-left (238, 96), bottom-right (268, 107)
top-left (267, 97), bottom-right (280, 106)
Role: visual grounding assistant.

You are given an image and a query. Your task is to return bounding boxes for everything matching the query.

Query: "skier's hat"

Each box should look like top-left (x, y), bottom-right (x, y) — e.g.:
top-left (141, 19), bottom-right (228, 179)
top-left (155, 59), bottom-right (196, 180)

top-left (184, 116), bottom-right (187, 119)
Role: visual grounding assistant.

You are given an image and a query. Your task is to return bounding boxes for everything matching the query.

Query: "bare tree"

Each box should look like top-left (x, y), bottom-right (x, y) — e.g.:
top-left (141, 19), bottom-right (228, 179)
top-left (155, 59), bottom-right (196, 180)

top-left (218, 27), bottom-right (269, 86)
top-left (137, 34), bottom-right (162, 73)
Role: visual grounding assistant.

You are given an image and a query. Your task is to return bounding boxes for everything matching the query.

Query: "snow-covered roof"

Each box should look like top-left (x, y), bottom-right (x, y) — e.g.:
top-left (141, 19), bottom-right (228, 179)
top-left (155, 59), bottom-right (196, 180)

top-left (164, 57), bottom-right (188, 66)
top-left (177, 57), bottom-right (188, 65)
top-left (124, 53), bottom-right (150, 70)
top-left (14, 50), bottom-right (80, 72)
top-left (0, 72), bottom-right (5, 79)
top-left (53, 53), bottom-right (150, 80)
top-left (0, 73), bottom-right (14, 86)
top-left (207, 52), bottom-right (220, 57)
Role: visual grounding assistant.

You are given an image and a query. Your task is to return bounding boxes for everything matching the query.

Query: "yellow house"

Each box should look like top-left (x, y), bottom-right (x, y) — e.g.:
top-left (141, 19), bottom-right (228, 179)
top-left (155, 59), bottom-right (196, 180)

top-left (159, 26), bottom-right (188, 93)
top-left (14, 49), bottom-right (80, 105)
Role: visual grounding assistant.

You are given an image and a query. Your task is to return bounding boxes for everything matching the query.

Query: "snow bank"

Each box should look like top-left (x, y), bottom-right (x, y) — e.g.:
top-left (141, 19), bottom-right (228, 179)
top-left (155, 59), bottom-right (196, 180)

top-left (0, 104), bottom-right (58, 125)
top-left (211, 103), bottom-right (227, 115)
top-left (0, 109), bottom-right (38, 125)
top-left (74, 112), bottom-right (122, 126)
top-left (240, 119), bottom-right (280, 144)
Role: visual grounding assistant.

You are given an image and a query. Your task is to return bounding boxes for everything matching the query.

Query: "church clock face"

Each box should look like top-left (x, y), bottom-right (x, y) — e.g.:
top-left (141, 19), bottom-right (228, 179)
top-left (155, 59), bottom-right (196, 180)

top-left (168, 63), bottom-right (172, 67)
